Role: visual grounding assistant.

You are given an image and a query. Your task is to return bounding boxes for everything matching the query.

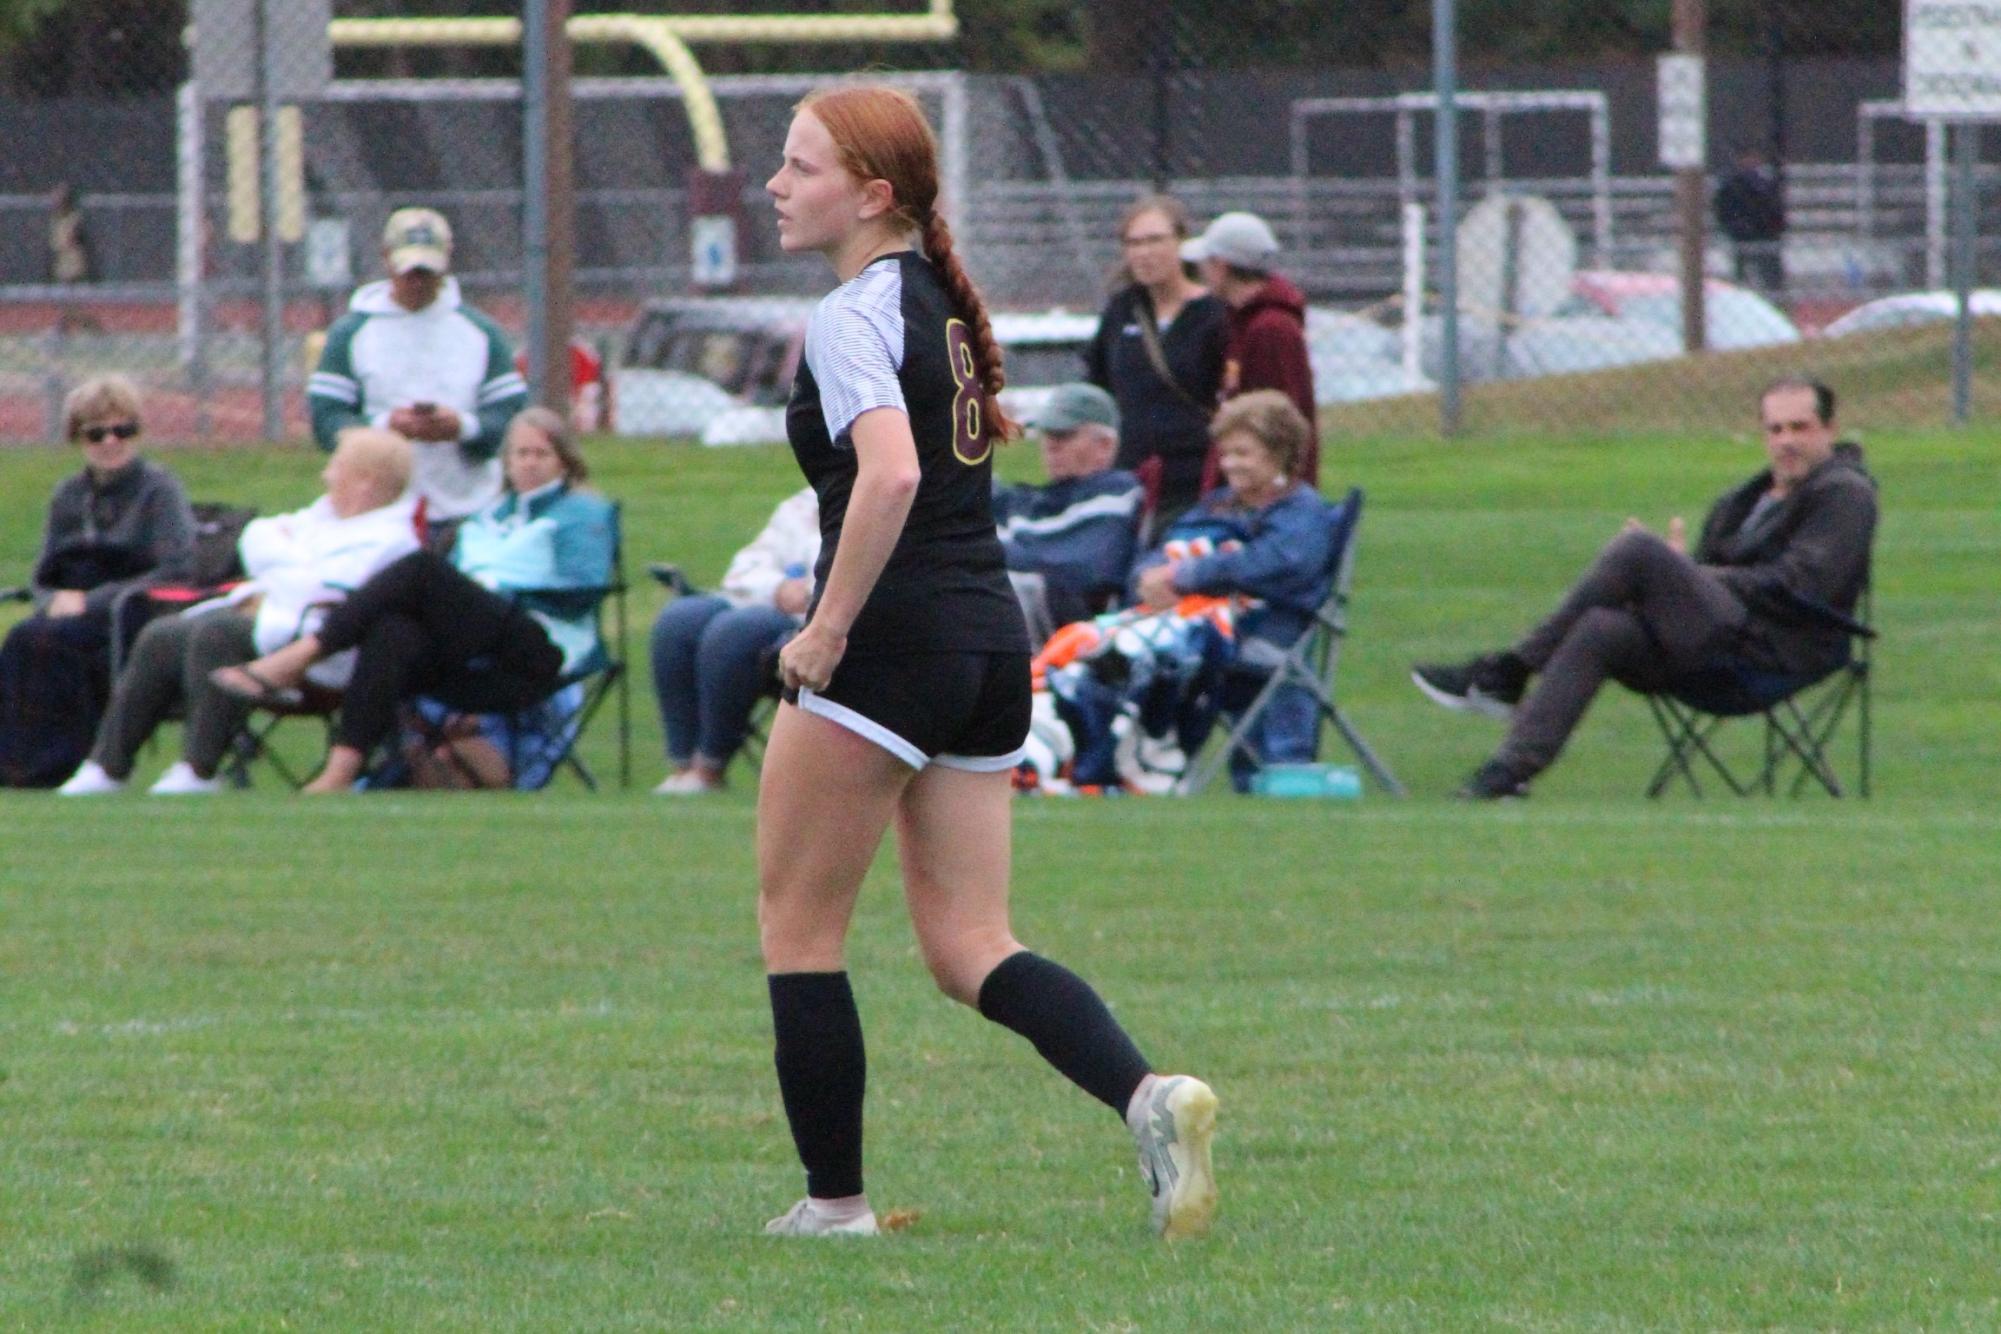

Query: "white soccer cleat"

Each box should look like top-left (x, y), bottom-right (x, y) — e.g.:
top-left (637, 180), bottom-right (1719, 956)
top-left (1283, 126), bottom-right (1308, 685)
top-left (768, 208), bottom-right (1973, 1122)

top-left (1129, 1074), bottom-right (1219, 1240)
top-left (56, 760), bottom-right (125, 796)
top-left (148, 761), bottom-right (223, 795)
top-left (762, 1198), bottom-right (880, 1237)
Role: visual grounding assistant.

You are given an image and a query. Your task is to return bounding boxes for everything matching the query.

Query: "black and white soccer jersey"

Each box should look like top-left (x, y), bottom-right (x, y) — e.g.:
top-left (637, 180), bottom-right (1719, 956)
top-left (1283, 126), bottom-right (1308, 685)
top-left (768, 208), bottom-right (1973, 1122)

top-left (787, 251), bottom-right (1030, 658)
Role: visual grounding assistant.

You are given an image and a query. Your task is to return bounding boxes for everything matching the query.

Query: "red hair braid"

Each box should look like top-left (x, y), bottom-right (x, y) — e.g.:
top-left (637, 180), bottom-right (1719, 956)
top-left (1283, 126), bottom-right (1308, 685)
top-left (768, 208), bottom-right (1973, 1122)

top-left (919, 210), bottom-right (1017, 443)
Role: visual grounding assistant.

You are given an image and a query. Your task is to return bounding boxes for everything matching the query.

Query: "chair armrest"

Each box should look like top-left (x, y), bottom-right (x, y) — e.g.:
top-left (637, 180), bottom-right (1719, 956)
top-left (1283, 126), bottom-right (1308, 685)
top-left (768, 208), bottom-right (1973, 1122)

top-left (647, 562), bottom-right (697, 596)
top-left (509, 583), bottom-right (623, 598)
top-left (141, 580), bottom-right (247, 606)
top-left (1774, 587), bottom-right (1877, 640)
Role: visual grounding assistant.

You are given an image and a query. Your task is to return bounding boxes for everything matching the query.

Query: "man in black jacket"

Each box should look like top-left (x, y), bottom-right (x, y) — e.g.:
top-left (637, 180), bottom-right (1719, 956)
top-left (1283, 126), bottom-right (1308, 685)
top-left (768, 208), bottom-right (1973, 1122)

top-left (1412, 377), bottom-right (1876, 799)
top-left (1715, 148), bottom-right (1786, 293)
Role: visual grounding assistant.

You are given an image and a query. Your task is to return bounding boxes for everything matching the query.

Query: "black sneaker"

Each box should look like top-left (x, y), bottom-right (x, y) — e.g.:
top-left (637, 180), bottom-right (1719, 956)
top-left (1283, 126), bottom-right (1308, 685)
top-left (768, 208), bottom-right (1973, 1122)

top-left (1455, 759), bottom-right (1532, 801)
top-left (1411, 653), bottom-right (1527, 720)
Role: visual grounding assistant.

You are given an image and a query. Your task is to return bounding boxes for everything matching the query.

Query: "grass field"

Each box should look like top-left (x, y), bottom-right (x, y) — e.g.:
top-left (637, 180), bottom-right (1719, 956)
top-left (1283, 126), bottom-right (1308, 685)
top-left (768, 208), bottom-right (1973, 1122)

top-left (3, 413), bottom-right (1998, 1328)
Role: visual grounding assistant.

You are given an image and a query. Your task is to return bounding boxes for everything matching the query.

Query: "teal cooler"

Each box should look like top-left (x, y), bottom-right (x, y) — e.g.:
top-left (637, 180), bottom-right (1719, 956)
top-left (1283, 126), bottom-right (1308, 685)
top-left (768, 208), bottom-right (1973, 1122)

top-left (1248, 763), bottom-right (1362, 799)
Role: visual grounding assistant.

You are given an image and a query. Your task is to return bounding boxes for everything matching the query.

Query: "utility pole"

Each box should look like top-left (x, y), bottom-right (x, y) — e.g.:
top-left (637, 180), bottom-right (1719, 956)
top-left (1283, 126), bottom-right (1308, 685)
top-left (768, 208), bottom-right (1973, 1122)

top-left (524, 0), bottom-right (575, 414)
top-left (1673, 0), bottom-right (1707, 353)
top-left (1433, 0), bottom-right (1461, 435)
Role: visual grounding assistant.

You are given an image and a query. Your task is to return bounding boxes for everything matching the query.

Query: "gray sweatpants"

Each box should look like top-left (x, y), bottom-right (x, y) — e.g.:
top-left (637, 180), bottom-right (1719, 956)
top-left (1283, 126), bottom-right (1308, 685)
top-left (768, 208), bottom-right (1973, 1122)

top-left (1497, 529), bottom-right (1750, 777)
top-left (91, 610), bottom-right (259, 779)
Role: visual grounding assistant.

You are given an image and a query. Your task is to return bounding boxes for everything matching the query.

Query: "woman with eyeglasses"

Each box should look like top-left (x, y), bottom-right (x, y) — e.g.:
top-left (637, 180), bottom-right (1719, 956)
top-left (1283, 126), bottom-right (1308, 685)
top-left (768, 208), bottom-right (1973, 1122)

top-left (1083, 194), bottom-right (1228, 530)
top-left (0, 374), bottom-right (195, 786)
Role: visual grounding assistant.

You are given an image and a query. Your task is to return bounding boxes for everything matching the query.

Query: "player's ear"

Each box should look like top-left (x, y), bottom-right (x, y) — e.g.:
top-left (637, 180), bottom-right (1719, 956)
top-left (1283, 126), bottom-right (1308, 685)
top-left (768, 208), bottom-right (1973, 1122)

top-left (856, 177), bottom-right (895, 222)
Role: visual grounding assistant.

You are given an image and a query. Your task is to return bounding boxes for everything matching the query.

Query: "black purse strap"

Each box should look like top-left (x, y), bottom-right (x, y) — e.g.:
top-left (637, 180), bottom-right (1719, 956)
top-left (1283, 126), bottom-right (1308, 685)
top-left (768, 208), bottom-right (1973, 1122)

top-left (1133, 292), bottom-right (1210, 417)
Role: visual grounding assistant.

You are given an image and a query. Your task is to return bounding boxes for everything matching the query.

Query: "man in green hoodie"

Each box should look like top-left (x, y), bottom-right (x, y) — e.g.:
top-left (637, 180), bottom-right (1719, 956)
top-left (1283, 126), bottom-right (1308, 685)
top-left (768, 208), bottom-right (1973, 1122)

top-left (308, 208), bottom-right (527, 525)
top-left (1412, 377), bottom-right (1877, 799)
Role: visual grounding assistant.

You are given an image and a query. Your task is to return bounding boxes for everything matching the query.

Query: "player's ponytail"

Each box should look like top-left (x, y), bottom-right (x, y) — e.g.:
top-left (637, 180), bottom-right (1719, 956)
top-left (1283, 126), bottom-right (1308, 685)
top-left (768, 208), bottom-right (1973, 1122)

top-left (800, 82), bottom-right (1016, 445)
top-left (918, 208), bottom-right (1017, 443)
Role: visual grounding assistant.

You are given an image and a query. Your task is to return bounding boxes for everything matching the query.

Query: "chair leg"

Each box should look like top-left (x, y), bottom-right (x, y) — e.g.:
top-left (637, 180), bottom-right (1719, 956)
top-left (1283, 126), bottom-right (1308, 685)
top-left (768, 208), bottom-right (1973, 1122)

top-left (1773, 693), bottom-right (1848, 798)
top-left (1857, 666), bottom-right (1871, 799)
top-left (1647, 695), bottom-right (1706, 798)
top-left (1174, 665), bottom-right (1288, 795)
top-left (616, 654), bottom-right (631, 790)
top-left (1325, 702), bottom-right (1406, 796)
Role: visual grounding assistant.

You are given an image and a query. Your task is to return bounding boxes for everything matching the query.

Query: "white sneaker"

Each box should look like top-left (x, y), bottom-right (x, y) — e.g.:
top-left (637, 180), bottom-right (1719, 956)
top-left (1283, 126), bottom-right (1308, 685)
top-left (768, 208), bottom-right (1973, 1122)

top-left (57, 760), bottom-right (125, 796)
top-left (762, 1197), bottom-right (879, 1237)
top-left (148, 761), bottom-right (223, 795)
top-left (1128, 1074), bottom-right (1219, 1240)
top-left (652, 769), bottom-right (723, 796)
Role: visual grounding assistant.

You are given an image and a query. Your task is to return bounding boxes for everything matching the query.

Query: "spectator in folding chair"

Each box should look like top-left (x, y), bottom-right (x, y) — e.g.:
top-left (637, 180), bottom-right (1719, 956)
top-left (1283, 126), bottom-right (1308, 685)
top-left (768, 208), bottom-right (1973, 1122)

top-left (56, 429), bottom-right (418, 796)
top-left (993, 382), bottom-right (1144, 645)
top-left (649, 486), bottom-right (819, 795)
top-left (1038, 391), bottom-right (1335, 793)
top-left (211, 407), bottom-right (614, 793)
top-left (1412, 376), bottom-right (1877, 800)
top-left (308, 207), bottom-right (528, 549)
top-left (0, 375), bottom-right (194, 788)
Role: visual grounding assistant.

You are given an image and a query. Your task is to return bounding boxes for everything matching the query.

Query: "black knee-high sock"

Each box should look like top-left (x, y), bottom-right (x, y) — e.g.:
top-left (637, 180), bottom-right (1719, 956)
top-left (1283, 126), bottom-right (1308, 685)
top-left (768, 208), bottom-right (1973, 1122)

top-left (768, 971), bottom-right (866, 1199)
top-left (976, 951), bottom-right (1152, 1116)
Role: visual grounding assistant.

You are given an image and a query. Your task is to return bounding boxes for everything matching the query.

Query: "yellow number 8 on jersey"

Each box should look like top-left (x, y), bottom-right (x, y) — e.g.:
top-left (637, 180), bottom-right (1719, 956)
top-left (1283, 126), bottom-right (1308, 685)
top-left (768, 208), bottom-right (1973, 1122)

top-left (945, 318), bottom-right (990, 465)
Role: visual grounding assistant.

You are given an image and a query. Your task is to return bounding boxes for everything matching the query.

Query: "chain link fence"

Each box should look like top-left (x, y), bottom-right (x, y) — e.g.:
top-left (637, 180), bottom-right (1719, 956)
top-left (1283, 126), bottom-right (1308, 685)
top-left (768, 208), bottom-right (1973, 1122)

top-left (0, 1), bottom-right (1991, 446)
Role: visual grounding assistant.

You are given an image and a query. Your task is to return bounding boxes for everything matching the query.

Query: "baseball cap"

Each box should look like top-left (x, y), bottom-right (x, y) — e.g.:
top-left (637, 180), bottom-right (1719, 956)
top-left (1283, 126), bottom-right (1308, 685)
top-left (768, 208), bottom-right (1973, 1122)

top-left (383, 207), bottom-right (453, 274)
top-left (1180, 211), bottom-right (1279, 270)
top-left (1030, 382), bottom-right (1120, 434)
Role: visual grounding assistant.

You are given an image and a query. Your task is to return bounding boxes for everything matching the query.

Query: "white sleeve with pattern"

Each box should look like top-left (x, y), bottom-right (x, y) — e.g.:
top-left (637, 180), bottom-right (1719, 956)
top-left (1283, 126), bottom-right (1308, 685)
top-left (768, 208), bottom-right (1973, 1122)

top-left (806, 263), bottom-right (907, 447)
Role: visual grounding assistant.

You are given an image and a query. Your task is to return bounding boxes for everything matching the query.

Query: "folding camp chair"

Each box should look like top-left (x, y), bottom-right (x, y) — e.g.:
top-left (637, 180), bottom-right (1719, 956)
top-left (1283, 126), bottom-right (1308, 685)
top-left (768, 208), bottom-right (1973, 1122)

top-left (1175, 487), bottom-right (1406, 796)
top-left (461, 501), bottom-right (632, 791)
top-left (1644, 590), bottom-right (1874, 799)
top-left (107, 501), bottom-right (258, 678)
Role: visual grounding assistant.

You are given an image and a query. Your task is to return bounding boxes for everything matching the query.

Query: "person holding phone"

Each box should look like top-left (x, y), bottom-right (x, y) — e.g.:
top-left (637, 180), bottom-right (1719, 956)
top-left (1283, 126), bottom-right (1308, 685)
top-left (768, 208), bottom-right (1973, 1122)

top-left (308, 208), bottom-right (528, 531)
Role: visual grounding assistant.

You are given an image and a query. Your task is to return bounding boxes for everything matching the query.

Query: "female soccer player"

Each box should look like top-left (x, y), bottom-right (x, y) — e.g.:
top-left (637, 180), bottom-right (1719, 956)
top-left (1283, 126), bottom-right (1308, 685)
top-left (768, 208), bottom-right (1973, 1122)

top-left (755, 83), bottom-right (1217, 1240)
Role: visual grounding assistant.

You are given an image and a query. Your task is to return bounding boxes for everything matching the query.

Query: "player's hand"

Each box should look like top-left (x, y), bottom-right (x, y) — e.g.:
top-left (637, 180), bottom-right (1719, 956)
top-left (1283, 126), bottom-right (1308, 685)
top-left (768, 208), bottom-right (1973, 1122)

top-left (1136, 562), bottom-right (1179, 610)
top-left (1666, 515), bottom-right (1688, 555)
top-left (779, 620), bottom-right (847, 693)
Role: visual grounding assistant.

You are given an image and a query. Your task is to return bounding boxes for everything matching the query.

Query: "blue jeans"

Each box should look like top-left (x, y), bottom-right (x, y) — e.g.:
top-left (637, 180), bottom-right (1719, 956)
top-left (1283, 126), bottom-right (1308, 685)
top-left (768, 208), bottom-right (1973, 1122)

top-left (1221, 678), bottom-right (1319, 791)
top-left (649, 595), bottom-right (795, 767)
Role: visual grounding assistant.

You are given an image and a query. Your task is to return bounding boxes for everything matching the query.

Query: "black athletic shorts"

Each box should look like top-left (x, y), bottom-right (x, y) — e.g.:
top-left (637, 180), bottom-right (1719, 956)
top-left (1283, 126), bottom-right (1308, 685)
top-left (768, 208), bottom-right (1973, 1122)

top-left (789, 651), bottom-right (1031, 771)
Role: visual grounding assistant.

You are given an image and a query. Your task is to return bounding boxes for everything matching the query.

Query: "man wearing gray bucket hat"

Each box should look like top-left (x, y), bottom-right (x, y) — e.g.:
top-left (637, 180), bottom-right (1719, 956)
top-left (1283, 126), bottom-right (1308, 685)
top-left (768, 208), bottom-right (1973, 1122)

top-left (991, 382), bottom-right (1145, 640)
top-left (1183, 211), bottom-right (1318, 486)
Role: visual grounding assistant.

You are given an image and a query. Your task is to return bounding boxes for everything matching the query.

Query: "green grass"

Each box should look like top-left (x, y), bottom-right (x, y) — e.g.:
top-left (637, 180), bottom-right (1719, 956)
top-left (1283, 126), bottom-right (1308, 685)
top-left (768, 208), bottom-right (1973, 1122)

top-left (2, 423), bottom-right (1998, 1328)
top-left (1322, 319), bottom-right (2001, 439)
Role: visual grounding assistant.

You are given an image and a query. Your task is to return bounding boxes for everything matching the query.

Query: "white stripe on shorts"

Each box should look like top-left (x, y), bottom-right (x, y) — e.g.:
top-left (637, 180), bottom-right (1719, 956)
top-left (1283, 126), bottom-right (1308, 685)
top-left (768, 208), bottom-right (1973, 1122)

top-left (933, 746), bottom-right (1029, 772)
top-left (796, 687), bottom-right (927, 770)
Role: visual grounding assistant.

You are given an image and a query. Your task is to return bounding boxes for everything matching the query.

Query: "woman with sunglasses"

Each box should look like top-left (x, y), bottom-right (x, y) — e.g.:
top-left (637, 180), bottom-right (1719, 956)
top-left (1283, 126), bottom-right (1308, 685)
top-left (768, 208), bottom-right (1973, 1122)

top-left (0, 374), bottom-right (195, 786)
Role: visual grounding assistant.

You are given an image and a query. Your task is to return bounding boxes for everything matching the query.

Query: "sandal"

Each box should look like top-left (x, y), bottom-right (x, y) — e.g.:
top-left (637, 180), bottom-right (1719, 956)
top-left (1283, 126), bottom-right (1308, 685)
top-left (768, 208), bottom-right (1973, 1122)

top-left (208, 663), bottom-right (304, 709)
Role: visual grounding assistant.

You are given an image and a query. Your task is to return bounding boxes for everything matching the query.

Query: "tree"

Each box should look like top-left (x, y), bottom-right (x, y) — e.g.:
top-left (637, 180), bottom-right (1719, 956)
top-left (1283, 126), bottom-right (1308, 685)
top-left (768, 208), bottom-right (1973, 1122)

top-left (0, 0), bottom-right (185, 98)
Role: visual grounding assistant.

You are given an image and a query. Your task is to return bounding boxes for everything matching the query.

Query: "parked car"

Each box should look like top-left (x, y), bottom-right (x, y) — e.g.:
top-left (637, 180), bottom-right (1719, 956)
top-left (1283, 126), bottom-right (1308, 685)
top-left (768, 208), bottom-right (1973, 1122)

top-left (1305, 308), bottom-right (1434, 403)
top-left (1502, 314), bottom-right (1682, 378)
top-left (610, 297), bottom-right (1097, 444)
top-left (1820, 289), bottom-right (2001, 339)
top-left (610, 297), bottom-right (812, 440)
top-left (1567, 271), bottom-right (1801, 350)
